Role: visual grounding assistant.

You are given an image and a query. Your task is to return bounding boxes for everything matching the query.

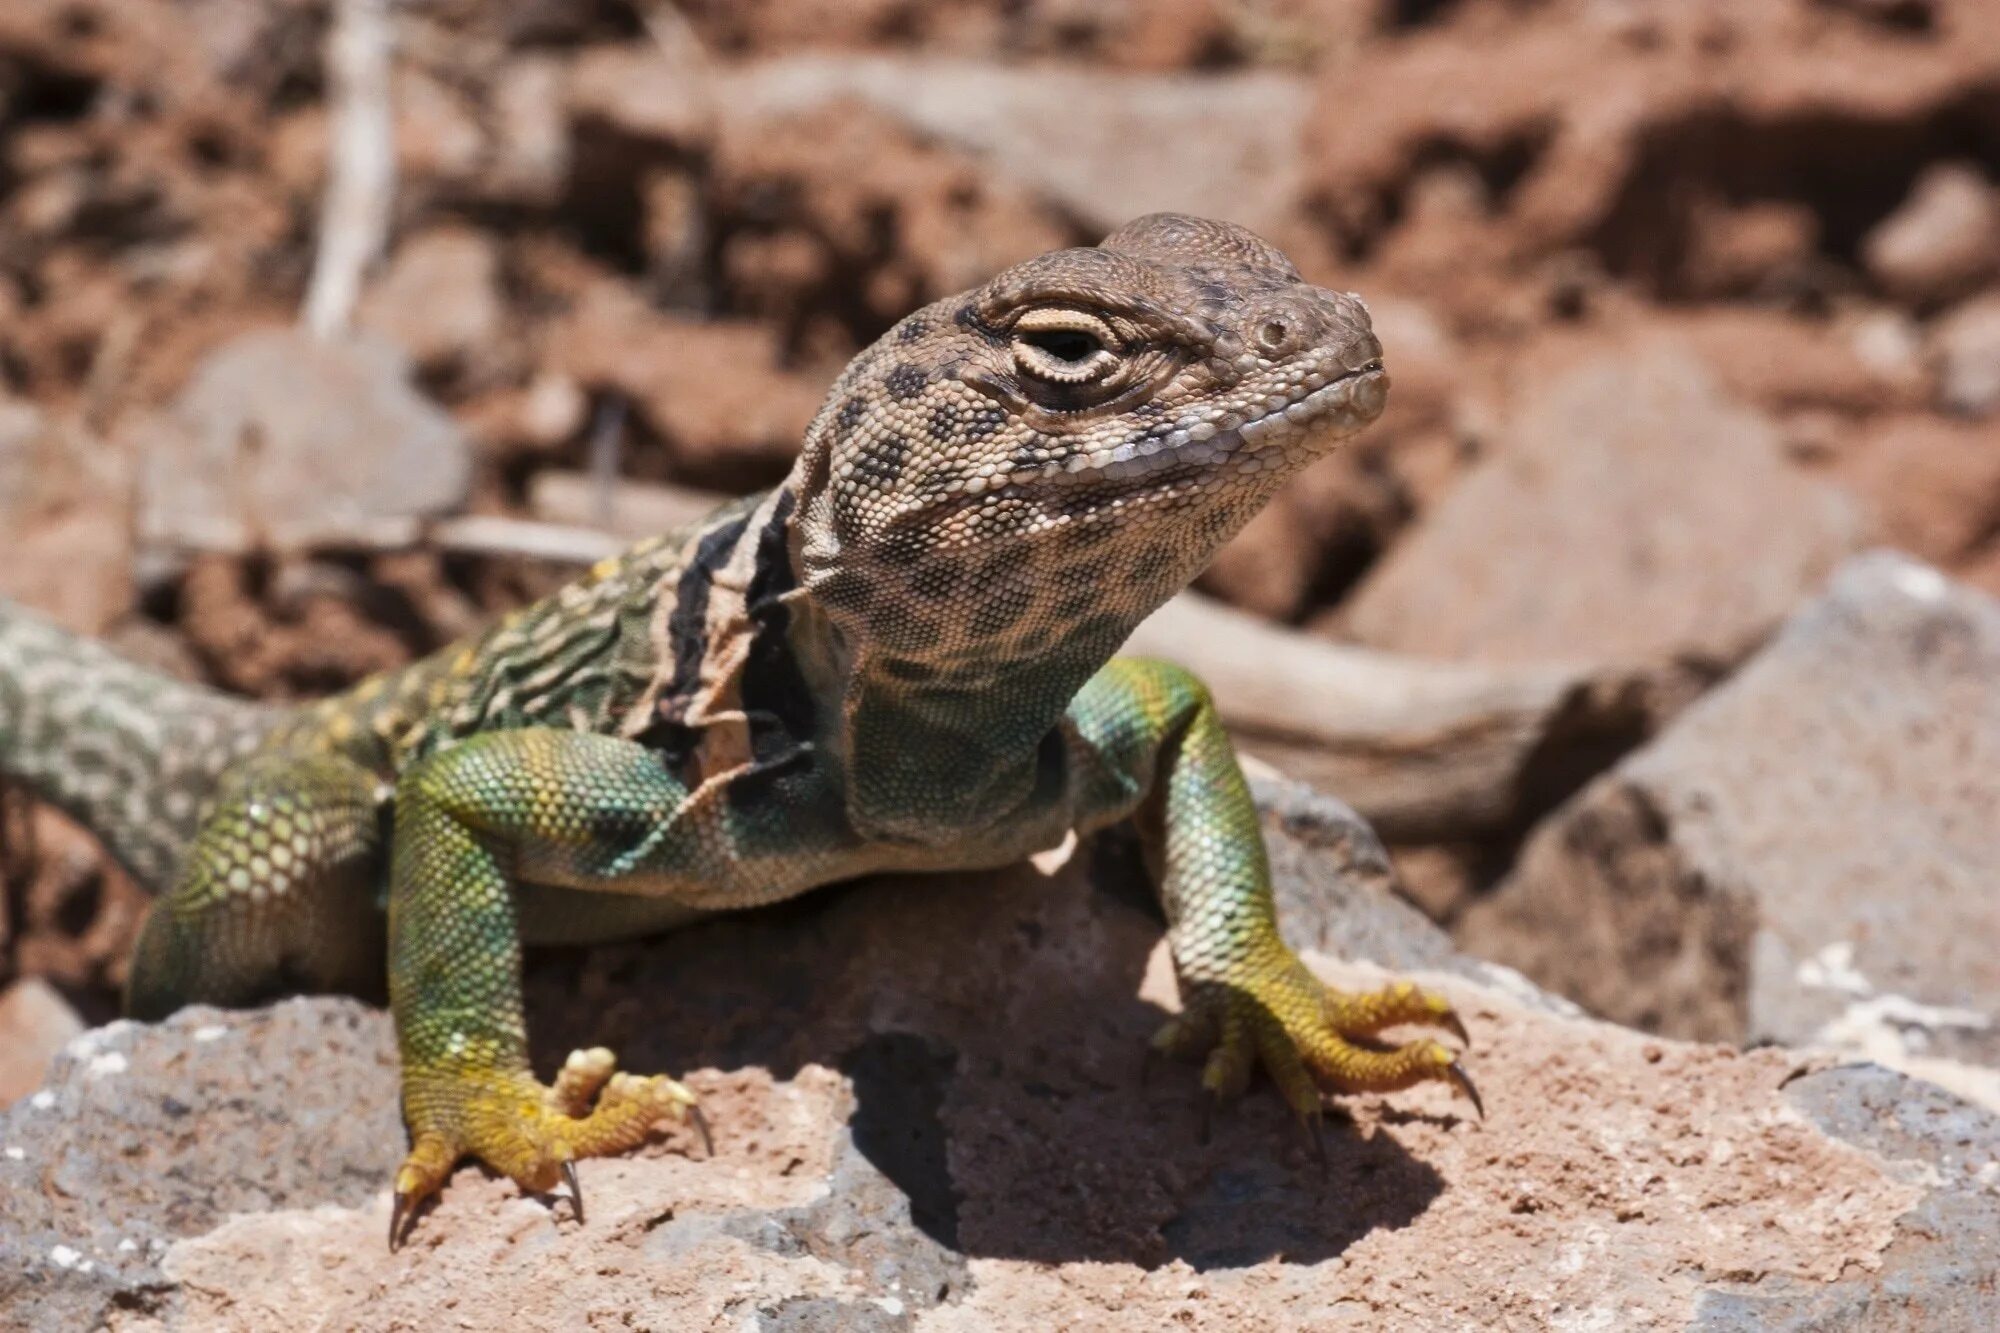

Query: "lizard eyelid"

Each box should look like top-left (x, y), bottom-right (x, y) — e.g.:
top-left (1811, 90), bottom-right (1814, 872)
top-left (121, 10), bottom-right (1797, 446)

top-left (1010, 309), bottom-right (1121, 385)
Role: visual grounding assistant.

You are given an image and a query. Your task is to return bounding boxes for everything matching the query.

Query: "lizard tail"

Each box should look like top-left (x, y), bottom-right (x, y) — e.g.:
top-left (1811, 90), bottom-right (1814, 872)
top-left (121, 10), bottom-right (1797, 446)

top-left (0, 600), bottom-right (281, 892)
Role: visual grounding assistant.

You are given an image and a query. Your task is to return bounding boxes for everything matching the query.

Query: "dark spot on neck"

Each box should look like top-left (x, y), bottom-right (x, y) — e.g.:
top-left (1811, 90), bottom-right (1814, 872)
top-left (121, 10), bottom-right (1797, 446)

top-left (910, 557), bottom-right (963, 602)
top-left (854, 432), bottom-right (910, 483)
top-left (970, 585), bottom-right (1033, 636)
top-left (835, 396), bottom-right (868, 436)
top-left (1132, 546), bottom-right (1176, 583)
top-left (884, 364), bottom-right (928, 401)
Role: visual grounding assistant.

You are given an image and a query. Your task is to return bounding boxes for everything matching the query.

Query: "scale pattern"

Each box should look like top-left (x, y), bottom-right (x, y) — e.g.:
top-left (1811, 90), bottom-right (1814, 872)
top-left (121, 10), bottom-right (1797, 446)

top-left (0, 214), bottom-right (1477, 1243)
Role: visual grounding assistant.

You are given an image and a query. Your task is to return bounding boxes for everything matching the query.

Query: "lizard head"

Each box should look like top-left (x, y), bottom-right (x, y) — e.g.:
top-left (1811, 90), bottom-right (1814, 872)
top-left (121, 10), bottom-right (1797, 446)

top-left (793, 213), bottom-right (1387, 672)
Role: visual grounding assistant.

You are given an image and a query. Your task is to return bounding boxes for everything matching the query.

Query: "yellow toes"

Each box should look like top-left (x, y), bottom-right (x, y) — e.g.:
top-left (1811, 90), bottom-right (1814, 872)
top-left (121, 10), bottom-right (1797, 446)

top-left (1322, 980), bottom-right (1469, 1046)
top-left (388, 1052), bottom-right (709, 1250)
top-left (547, 1046), bottom-right (618, 1117)
top-left (1154, 967), bottom-right (1481, 1130)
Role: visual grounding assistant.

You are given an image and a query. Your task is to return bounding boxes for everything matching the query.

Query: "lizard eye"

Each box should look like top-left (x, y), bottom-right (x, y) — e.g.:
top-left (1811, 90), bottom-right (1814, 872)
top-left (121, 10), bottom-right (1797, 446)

top-left (1022, 328), bottom-right (1101, 362)
top-left (1011, 310), bottom-right (1119, 386)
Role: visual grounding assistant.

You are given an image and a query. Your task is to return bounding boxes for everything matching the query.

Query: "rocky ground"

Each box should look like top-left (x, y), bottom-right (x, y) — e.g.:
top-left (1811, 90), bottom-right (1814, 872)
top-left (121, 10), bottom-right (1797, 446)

top-left (2, 0), bottom-right (1999, 1327)
top-left (8, 784), bottom-right (1998, 1330)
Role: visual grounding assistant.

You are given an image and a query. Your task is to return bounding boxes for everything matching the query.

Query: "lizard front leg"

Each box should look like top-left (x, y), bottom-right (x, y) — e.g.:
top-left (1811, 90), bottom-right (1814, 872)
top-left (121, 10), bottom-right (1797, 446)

top-left (1067, 659), bottom-right (1479, 1141)
top-left (387, 728), bottom-right (719, 1244)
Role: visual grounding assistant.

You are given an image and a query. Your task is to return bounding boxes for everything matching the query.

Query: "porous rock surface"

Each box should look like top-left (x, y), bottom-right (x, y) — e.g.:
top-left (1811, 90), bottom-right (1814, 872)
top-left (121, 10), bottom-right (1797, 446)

top-left (1465, 553), bottom-right (2000, 1084)
top-left (1342, 345), bottom-right (1862, 675)
top-left (2, 782), bottom-right (1993, 1331)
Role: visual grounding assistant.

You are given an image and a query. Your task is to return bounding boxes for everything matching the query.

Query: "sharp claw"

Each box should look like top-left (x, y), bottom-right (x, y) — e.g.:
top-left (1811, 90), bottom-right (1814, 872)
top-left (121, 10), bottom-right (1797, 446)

top-left (561, 1159), bottom-right (584, 1223)
top-left (1301, 1112), bottom-right (1328, 1173)
top-left (1447, 1059), bottom-right (1485, 1121)
top-left (388, 1191), bottom-right (411, 1253)
top-left (1442, 1011), bottom-right (1471, 1048)
top-left (687, 1102), bottom-right (715, 1157)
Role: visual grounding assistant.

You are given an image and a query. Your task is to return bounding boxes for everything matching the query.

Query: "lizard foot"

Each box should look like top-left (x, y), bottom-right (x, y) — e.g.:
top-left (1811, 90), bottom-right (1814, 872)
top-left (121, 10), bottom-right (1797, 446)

top-left (1152, 956), bottom-right (1480, 1147)
top-left (389, 1046), bottom-right (704, 1249)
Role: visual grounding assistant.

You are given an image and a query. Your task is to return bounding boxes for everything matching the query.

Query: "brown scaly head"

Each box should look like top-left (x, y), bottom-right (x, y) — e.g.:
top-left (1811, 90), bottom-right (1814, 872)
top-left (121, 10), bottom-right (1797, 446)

top-left (785, 214), bottom-right (1387, 833)
top-left (794, 213), bottom-right (1386, 673)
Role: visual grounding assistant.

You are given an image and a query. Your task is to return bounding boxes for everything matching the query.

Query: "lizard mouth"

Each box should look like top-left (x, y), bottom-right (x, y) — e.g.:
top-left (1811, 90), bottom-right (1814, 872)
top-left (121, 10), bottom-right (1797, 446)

top-left (1041, 359), bottom-right (1388, 488)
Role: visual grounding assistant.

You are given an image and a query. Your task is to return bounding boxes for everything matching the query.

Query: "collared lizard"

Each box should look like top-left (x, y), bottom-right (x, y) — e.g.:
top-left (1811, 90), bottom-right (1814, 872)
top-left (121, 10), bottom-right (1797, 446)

top-left (0, 213), bottom-right (1476, 1246)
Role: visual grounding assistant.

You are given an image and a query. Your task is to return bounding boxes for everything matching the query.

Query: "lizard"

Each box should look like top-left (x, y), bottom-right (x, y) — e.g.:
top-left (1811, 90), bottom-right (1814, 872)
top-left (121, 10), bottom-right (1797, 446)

top-left (0, 212), bottom-right (1477, 1247)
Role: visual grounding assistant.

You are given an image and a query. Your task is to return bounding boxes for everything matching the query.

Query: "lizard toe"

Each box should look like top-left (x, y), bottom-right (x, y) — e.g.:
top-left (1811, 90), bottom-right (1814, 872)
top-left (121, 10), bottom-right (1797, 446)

top-left (388, 1053), bottom-right (706, 1248)
top-left (1158, 954), bottom-right (1482, 1137)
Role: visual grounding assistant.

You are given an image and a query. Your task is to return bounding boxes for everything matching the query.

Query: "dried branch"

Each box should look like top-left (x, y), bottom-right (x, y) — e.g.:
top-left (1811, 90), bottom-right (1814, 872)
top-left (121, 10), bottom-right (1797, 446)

top-left (302, 0), bottom-right (396, 339)
top-left (1124, 594), bottom-right (1648, 840)
top-left (527, 472), bottom-right (731, 541)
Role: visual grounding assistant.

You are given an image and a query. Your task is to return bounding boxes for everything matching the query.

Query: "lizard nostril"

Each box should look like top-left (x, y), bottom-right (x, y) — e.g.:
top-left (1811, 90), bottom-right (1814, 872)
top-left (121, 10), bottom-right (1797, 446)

top-left (1256, 319), bottom-right (1289, 352)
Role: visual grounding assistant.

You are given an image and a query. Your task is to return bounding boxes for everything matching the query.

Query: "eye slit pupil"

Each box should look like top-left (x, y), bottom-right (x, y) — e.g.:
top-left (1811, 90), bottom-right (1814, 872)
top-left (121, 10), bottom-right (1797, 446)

top-left (1021, 328), bottom-right (1101, 362)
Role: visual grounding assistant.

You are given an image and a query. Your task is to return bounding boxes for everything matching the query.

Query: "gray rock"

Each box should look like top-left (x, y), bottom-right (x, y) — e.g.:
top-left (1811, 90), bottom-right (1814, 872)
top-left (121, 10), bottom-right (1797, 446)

top-left (1464, 552), bottom-right (2000, 1066)
top-left (1693, 1065), bottom-right (2000, 1332)
top-left (133, 327), bottom-right (473, 553)
top-left (1344, 346), bottom-right (1861, 673)
top-left (0, 998), bottom-right (401, 1330)
top-left (716, 56), bottom-right (1310, 236)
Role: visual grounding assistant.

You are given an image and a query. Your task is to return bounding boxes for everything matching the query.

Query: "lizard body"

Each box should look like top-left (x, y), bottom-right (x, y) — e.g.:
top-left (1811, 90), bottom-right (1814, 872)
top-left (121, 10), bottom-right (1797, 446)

top-left (0, 214), bottom-right (1474, 1242)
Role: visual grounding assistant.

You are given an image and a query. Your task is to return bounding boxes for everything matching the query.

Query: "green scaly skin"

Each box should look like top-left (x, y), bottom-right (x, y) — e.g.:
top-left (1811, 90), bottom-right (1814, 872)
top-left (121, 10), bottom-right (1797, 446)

top-left (0, 215), bottom-right (1476, 1245)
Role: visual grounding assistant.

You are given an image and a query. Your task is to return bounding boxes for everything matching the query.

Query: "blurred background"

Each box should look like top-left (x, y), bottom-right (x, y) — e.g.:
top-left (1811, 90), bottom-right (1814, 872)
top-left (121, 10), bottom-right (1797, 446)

top-left (0, 0), bottom-right (1996, 1088)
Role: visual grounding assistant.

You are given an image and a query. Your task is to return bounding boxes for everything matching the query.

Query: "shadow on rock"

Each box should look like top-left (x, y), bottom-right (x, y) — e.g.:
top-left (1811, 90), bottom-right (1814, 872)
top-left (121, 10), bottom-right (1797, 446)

top-left (523, 841), bottom-right (1445, 1271)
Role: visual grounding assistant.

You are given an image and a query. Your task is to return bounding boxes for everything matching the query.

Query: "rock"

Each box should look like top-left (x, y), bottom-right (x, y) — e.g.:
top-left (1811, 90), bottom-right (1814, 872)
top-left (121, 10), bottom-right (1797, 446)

top-left (1862, 162), bottom-right (2000, 307)
top-left (1664, 307), bottom-right (1931, 418)
top-left (711, 99), bottom-right (1072, 343)
top-left (1462, 554), bottom-right (2000, 1074)
top-left (0, 403), bottom-right (133, 635)
top-left (549, 285), bottom-right (824, 485)
top-left (4, 803), bottom-right (150, 1012)
top-left (567, 41), bottom-right (714, 149)
top-left (717, 56), bottom-right (1310, 236)
top-left (1342, 345), bottom-right (1861, 672)
top-left (1681, 199), bottom-right (1820, 300)
top-left (1811, 0), bottom-right (1939, 32)
top-left (132, 327), bottom-right (473, 553)
top-left (0, 979), bottom-right (83, 1106)
top-left (357, 228), bottom-right (505, 372)
top-left (1932, 292), bottom-right (2000, 416)
top-left (484, 54), bottom-right (571, 206)
top-left (1693, 1063), bottom-right (2000, 1330)
top-left (0, 998), bottom-right (403, 1330)
top-left (5, 777), bottom-right (1996, 1329)
top-left (1835, 414), bottom-right (2000, 567)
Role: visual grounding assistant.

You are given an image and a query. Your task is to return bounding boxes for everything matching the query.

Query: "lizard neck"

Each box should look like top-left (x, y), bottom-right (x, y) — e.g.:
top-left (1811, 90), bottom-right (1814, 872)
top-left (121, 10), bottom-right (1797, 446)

top-left (825, 626), bottom-right (1127, 847)
top-left (787, 552), bottom-right (1135, 845)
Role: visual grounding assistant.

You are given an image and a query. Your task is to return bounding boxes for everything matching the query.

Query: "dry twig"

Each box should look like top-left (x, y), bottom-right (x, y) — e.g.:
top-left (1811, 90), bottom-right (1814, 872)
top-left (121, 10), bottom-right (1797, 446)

top-left (302, 0), bottom-right (396, 339)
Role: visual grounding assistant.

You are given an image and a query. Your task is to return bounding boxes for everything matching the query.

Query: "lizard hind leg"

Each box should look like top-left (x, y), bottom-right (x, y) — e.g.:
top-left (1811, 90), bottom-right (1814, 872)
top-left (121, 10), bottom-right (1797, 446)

top-left (125, 751), bottom-right (389, 1019)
